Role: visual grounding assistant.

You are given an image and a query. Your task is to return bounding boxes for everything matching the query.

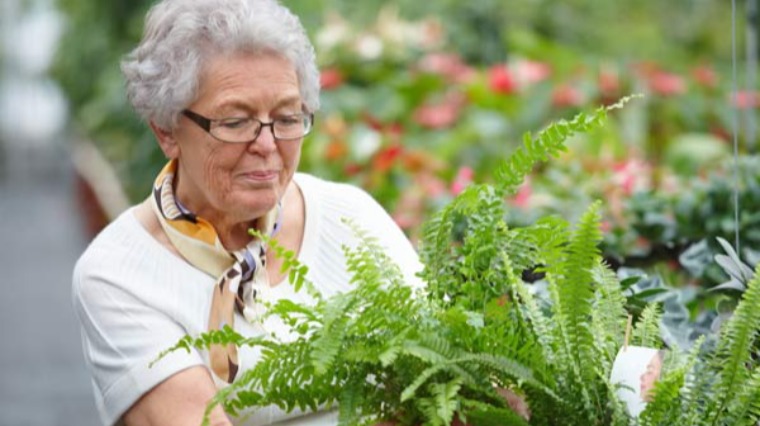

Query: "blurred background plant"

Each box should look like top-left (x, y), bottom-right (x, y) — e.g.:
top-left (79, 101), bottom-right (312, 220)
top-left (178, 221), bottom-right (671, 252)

top-left (53, 0), bottom-right (760, 330)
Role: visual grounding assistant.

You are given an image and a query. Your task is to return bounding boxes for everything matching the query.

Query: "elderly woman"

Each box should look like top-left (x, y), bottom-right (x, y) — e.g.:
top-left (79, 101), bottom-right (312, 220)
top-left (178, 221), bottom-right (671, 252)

top-left (71, 0), bottom-right (421, 425)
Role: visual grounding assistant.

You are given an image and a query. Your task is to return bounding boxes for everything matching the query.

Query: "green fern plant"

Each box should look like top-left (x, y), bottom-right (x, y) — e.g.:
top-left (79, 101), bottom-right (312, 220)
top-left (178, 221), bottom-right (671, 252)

top-left (154, 95), bottom-right (760, 425)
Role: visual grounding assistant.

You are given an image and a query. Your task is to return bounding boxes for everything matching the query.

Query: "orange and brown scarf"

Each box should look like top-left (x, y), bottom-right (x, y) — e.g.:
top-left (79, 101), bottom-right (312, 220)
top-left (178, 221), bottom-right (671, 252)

top-left (151, 160), bottom-right (280, 383)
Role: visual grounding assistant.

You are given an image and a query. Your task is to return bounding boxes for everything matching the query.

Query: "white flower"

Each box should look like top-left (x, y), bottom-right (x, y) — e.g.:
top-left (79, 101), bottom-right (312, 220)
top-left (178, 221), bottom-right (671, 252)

top-left (354, 34), bottom-right (384, 60)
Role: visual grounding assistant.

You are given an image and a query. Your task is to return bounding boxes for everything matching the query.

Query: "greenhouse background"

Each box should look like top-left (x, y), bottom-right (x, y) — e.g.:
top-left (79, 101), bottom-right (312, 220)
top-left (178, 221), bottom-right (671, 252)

top-left (1, 0), bottom-right (758, 424)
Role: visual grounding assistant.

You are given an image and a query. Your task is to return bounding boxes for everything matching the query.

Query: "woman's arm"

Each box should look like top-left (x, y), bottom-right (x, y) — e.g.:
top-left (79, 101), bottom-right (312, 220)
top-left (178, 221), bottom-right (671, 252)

top-left (123, 366), bottom-right (232, 426)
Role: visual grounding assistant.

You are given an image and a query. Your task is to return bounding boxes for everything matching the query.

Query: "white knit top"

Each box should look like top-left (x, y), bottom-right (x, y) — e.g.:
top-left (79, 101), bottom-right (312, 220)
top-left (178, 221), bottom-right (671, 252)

top-left (72, 173), bottom-right (422, 426)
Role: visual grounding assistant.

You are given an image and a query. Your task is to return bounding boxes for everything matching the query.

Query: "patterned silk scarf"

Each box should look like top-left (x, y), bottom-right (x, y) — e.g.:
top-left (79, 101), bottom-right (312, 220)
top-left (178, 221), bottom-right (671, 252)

top-left (151, 160), bottom-right (280, 383)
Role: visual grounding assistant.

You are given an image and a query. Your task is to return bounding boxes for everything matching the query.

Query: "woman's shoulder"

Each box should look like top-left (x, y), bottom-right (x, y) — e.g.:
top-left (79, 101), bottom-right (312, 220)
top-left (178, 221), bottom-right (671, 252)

top-left (75, 207), bottom-right (144, 267)
top-left (72, 205), bottom-right (180, 296)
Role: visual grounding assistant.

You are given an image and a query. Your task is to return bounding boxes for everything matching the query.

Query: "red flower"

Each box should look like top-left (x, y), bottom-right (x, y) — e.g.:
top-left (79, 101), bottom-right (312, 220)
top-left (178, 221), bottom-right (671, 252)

top-left (372, 144), bottom-right (404, 172)
top-left (320, 67), bottom-right (344, 90)
top-left (551, 84), bottom-right (583, 107)
top-left (648, 71), bottom-right (686, 96)
top-left (488, 65), bottom-right (516, 94)
top-left (343, 163), bottom-right (362, 176)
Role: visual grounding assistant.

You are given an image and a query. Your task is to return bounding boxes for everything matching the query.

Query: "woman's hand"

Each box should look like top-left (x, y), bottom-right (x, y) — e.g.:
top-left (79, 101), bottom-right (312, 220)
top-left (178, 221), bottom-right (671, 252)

top-left (496, 387), bottom-right (531, 420)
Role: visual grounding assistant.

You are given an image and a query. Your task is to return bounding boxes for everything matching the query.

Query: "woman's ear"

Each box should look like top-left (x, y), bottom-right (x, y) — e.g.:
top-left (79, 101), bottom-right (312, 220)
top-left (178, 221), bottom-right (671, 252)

top-left (149, 121), bottom-right (180, 159)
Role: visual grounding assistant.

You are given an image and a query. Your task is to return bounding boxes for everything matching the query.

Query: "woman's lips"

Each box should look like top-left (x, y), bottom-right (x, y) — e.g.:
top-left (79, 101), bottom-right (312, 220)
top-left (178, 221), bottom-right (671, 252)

top-left (241, 170), bottom-right (278, 182)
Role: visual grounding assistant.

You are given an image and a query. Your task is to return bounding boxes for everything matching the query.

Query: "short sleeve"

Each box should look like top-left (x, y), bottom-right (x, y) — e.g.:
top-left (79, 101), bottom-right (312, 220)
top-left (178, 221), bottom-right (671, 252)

top-left (72, 257), bottom-right (205, 425)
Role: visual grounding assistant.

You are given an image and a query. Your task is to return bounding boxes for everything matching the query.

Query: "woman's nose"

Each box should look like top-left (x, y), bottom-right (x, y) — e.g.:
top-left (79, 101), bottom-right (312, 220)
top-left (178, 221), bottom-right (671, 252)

top-left (247, 125), bottom-right (277, 155)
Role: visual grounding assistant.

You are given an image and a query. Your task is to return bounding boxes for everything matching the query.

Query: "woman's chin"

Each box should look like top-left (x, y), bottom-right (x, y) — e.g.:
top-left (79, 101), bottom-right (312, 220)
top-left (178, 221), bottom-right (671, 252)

top-left (234, 191), bottom-right (279, 216)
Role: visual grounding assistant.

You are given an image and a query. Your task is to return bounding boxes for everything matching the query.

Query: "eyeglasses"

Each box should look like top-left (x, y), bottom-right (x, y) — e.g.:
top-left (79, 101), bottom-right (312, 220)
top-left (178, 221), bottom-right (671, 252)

top-left (182, 109), bottom-right (314, 143)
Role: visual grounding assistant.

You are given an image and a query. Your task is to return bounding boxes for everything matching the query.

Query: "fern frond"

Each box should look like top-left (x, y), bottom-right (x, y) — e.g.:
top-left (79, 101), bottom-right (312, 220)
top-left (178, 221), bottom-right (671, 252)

top-left (416, 396), bottom-right (445, 426)
top-left (519, 216), bottom-right (571, 273)
top-left (590, 263), bottom-right (629, 370)
top-left (725, 366), bottom-right (760, 425)
top-left (310, 293), bottom-right (355, 375)
top-left (707, 265), bottom-right (760, 422)
top-left (401, 336), bottom-right (457, 365)
top-left (638, 341), bottom-right (699, 426)
top-left (540, 201), bottom-right (604, 422)
top-left (400, 364), bottom-right (450, 402)
top-left (338, 377), bottom-right (365, 426)
top-left (493, 94), bottom-right (641, 197)
top-left (508, 255), bottom-right (557, 370)
top-left (632, 304), bottom-right (663, 349)
top-left (600, 376), bottom-right (632, 426)
top-left (460, 398), bottom-right (531, 426)
top-left (639, 368), bottom-right (686, 426)
top-left (550, 201), bottom-right (603, 379)
top-left (431, 378), bottom-right (463, 425)
top-left (676, 336), bottom-right (707, 426)
top-left (150, 326), bottom-right (271, 368)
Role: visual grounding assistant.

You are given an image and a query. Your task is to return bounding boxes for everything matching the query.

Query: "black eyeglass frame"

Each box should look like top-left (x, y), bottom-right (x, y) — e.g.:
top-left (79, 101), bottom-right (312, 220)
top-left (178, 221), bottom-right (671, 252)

top-left (181, 109), bottom-right (315, 143)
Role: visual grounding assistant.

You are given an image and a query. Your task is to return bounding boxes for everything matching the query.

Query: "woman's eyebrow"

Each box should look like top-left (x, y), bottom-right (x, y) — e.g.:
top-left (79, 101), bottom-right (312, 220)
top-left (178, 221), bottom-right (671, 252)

top-left (213, 95), bottom-right (302, 114)
top-left (273, 95), bottom-right (302, 109)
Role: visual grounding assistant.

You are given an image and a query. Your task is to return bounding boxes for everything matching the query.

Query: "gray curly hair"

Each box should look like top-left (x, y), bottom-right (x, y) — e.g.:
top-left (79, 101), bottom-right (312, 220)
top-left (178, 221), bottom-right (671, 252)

top-left (121, 0), bottom-right (320, 130)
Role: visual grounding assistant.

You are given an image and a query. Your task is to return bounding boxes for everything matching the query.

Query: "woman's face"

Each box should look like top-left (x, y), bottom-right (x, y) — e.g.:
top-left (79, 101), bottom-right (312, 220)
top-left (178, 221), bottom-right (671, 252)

top-left (639, 353), bottom-right (662, 402)
top-left (168, 51), bottom-right (304, 226)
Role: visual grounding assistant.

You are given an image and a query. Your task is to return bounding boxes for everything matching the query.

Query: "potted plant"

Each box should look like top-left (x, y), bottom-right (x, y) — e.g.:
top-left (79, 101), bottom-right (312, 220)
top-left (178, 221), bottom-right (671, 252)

top-left (155, 97), bottom-right (760, 425)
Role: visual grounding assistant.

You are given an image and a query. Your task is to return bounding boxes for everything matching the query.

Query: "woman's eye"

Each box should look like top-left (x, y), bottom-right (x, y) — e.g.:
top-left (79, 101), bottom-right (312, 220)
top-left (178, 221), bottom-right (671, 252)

top-left (218, 118), bottom-right (249, 129)
top-left (277, 116), bottom-right (301, 126)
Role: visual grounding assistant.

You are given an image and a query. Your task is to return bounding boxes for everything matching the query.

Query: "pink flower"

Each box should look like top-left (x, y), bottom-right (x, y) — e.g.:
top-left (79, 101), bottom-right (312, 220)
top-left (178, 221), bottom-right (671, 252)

top-left (731, 91), bottom-right (760, 109)
top-left (598, 67), bottom-right (620, 96)
top-left (552, 84), bottom-right (583, 107)
top-left (417, 52), bottom-right (475, 83)
top-left (512, 181), bottom-right (532, 208)
top-left (419, 172), bottom-right (447, 198)
top-left (612, 159), bottom-right (651, 195)
top-left (413, 103), bottom-right (459, 129)
top-left (450, 166), bottom-right (474, 195)
top-left (320, 67), bottom-right (344, 90)
top-left (488, 65), bottom-right (516, 94)
top-left (413, 92), bottom-right (465, 129)
top-left (648, 71), bottom-right (686, 96)
top-left (514, 59), bottom-right (551, 86)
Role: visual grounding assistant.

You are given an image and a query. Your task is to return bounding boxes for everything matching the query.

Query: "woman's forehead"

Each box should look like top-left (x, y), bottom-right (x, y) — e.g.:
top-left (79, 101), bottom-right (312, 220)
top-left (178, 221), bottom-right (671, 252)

top-left (194, 52), bottom-right (301, 112)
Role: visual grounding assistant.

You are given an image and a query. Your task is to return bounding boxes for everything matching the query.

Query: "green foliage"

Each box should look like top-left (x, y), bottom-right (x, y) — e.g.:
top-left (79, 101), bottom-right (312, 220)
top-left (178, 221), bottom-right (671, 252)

top-left (705, 268), bottom-right (760, 424)
top-left (631, 304), bottom-right (663, 349)
top-left (154, 100), bottom-right (760, 425)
